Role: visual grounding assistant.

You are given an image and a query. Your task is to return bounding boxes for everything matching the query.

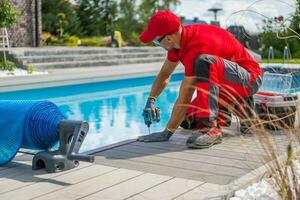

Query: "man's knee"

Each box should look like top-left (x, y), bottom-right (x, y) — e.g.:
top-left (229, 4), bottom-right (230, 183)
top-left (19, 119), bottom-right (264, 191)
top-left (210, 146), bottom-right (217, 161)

top-left (250, 76), bottom-right (262, 96)
top-left (194, 54), bottom-right (217, 82)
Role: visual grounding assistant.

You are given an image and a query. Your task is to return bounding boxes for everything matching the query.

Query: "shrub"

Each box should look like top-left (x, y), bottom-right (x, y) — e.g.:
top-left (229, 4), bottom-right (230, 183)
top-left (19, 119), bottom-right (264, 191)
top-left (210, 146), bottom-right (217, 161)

top-left (26, 65), bottom-right (33, 74)
top-left (80, 37), bottom-right (111, 47)
top-left (41, 32), bottom-right (59, 46)
top-left (80, 37), bottom-right (99, 46)
top-left (65, 35), bottom-right (79, 46)
top-left (125, 32), bottom-right (147, 46)
top-left (99, 37), bottom-right (111, 47)
top-left (0, 60), bottom-right (16, 71)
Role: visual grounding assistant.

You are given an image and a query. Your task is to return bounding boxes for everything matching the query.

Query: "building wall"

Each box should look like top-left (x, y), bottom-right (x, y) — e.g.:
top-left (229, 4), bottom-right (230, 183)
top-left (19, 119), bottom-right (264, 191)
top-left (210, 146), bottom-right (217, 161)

top-left (7, 0), bottom-right (42, 47)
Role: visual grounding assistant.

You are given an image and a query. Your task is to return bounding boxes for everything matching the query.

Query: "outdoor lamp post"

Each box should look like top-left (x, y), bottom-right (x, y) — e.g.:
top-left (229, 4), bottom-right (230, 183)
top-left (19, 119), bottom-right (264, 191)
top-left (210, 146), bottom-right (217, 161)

top-left (108, 12), bottom-right (115, 47)
top-left (103, 0), bottom-right (116, 47)
top-left (208, 7), bottom-right (222, 26)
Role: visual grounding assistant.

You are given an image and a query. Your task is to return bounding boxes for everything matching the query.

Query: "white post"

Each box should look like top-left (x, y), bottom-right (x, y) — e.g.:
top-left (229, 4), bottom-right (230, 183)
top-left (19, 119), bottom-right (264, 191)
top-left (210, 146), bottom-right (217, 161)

top-left (4, 28), bottom-right (10, 49)
top-left (2, 28), bottom-right (7, 63)
top-left (1, 28), bottom-right (4, 51)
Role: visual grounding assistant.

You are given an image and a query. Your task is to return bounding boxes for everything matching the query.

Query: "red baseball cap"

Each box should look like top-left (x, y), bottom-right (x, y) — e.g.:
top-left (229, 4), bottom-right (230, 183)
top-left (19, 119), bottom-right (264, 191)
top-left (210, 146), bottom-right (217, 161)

top-left (139, 10), bottom-right (181, 44)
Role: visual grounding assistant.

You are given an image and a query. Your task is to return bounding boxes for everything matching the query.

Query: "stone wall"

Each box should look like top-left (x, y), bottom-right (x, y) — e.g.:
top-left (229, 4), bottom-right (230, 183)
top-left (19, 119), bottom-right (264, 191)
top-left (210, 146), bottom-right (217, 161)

top-left (7, 0), bottom-right (42, 47)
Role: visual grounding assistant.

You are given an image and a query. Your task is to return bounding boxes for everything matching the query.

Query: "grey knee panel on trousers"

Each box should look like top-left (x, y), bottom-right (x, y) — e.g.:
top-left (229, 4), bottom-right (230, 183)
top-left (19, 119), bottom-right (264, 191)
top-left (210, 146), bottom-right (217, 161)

top-left (194, 54), bottom-right (219, 120)
top-left (250, 76), bottom-right (262, 96)
top-left (194, 54), bottom-right (217, 83)
top-left (223, 60), bottom-right (250, 87)
top-left (223, 59), bottom-right (262, 96)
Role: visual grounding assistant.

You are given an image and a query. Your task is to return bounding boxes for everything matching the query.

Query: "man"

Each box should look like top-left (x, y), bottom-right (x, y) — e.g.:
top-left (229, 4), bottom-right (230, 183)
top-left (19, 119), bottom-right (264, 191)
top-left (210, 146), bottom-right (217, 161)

top-left (137, 10), bottom-right (262, 148)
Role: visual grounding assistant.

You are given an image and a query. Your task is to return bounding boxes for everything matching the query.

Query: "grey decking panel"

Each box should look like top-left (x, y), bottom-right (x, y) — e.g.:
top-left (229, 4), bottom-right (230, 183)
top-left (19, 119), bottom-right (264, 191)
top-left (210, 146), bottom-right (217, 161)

top-left (127, 178), bottom-right (203, 200)
top-left (144, 134), bottom-right (268, 155)
top-left (32, 169), bottom-right (144, 200)
top-left (0, 162), bottom-right (34, 181)
top-left (0, 165), bottom-right (116, 200)
top-left (95, 148), bottom-right (250, 177)
top-left (0, 130), bottom-right (294, 199)
top-left (135, 133), bottom-right (290, 156)
top-left (80, 173), bottom-right (172, 200)
top-left (93, 132), bottom-right (291, 185)
top-left (114, 144), bottom-right (262, 169)
top-left (169, 135), bottom-right (286, 155)
top-left (0, 154), bottom-right (33, 171)
top-left (95, 156), bottom-right (234, 184)
top-left (131, 142), bottom-right (265, 163)
top-left (0, 161), bottom-right (92, 195)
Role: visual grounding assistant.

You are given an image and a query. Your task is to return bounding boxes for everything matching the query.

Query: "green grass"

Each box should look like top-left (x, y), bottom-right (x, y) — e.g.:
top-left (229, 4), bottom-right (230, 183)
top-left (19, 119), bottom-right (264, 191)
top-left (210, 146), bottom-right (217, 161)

top-left (260, 59), bottom-right (300, 64)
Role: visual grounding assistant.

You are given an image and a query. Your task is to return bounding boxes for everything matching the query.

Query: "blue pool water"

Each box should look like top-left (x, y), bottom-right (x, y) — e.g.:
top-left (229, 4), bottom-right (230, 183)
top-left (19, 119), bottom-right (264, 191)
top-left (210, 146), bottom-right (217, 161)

top-left (0, 73), bottom-right (183, 152)
top-left (262, 66), bottom-right (300, 94)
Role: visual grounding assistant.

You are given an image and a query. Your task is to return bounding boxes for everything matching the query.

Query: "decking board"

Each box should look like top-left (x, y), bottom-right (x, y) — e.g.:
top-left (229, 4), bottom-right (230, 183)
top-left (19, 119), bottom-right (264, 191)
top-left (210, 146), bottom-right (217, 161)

top-left (95, 148), bottom-right (248, 178)
top-left (34, 169), bottom-right (144, 200)
top-left (0, 129), bottom-right (294, 199)
top-left (127, 178), bottom-right (204, 200)
top-left (95, 156), bottom-right (235, 184)
top-left (174, 182), bottom-right (228, 200)
top-left (113, 143), bottom-right (261, 169)
top-left (131, 142), bottom-right (265, 163)
top-left (0, 160), bottom-right (92, 195)
top-left (0, 164), bottom-right (116, 200)
top-left (80, 173), bottom-right (173, 200)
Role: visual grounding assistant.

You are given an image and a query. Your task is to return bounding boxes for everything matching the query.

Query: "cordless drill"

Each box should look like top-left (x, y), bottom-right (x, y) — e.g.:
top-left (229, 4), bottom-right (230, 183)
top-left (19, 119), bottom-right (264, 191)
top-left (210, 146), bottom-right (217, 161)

top-left (143, 107), bottom-right (161, 134)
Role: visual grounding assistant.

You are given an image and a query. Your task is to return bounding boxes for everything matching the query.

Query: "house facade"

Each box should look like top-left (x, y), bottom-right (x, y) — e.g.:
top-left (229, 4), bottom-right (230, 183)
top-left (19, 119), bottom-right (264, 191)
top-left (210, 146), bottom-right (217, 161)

top-left (7, 0), bottom-right (42, 47)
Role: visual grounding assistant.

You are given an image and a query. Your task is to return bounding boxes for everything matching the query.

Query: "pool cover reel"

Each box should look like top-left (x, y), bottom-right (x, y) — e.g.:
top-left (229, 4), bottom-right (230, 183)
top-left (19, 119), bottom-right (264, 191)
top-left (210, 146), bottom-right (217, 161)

top-left (0, 101), bottom-right (65, 166)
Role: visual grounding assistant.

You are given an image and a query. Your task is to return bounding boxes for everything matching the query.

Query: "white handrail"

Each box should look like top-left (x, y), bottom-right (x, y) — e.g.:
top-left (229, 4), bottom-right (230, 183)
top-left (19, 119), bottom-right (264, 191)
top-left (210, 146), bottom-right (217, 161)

top-left (4, 28), bottom-right (10, 49)
top-left (0, 28), bottom-right (10, 50)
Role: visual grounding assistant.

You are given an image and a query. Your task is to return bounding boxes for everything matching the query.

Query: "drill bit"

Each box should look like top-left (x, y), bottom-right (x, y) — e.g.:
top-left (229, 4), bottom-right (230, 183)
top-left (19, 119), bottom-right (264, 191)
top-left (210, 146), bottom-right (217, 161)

top-left (147, 124), bottom-right (151, 135)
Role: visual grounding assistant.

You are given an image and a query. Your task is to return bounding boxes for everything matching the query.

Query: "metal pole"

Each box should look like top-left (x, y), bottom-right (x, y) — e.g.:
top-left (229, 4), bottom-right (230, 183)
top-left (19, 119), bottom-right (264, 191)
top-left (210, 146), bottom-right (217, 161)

top-left (35, 0), bottom-right (40, 47)
top-left (268, 46), bottom-right (274, 62)
top-left (2, 28), bottom-right (7, 63)
top-left (283, 46), bottom-right (289, 63)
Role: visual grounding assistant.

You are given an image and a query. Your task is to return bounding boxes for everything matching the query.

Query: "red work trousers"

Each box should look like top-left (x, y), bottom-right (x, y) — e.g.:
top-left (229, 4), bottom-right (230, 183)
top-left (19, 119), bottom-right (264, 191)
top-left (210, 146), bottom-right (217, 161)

top-left (186, 54), bottom-right (262, 123)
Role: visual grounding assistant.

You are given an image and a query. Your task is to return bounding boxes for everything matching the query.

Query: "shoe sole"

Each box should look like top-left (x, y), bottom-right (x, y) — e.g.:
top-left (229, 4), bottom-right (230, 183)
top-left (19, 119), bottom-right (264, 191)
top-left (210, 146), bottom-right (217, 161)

top-left (187, 138), bottom-right (222, 149)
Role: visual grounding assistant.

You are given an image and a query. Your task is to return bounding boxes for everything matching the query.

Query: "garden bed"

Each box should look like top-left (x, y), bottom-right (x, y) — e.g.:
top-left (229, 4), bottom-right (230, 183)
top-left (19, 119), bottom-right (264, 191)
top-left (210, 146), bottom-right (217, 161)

top-left (0, 68), bottom-right (47, 77)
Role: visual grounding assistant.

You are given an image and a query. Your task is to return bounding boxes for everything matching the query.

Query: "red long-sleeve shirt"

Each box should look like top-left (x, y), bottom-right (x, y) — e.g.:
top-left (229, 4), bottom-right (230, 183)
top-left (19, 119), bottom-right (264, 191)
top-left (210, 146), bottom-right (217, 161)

top-left (168, 24), bottom-right (262, 77)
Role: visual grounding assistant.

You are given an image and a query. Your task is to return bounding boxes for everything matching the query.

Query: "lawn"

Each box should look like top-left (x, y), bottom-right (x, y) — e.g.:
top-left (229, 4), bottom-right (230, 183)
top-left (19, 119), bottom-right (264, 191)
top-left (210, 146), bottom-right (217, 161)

top-left (260, 59), bottom-right (300, 64)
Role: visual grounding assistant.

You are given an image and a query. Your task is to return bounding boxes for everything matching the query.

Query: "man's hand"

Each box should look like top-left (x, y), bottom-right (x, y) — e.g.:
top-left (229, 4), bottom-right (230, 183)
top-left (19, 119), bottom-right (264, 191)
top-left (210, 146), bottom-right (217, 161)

top-left (137, 130), bottom-right (173, 142)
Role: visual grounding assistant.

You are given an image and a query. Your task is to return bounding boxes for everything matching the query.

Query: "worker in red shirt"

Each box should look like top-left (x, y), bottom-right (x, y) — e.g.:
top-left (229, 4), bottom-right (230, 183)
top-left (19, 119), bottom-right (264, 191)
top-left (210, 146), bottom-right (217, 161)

top-left (137, 10), bottom-right (262, 148)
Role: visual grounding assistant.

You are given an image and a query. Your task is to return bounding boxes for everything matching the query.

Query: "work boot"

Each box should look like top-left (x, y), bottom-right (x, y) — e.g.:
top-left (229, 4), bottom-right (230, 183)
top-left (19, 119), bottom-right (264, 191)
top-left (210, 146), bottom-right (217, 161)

top-left (186, 122), bottom-right (222, 149)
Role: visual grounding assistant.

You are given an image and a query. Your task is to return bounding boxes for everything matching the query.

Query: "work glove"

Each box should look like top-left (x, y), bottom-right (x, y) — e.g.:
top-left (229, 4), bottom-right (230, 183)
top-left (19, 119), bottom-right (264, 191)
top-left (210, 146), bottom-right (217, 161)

top-left (137, 130), bottom-right (173, 142)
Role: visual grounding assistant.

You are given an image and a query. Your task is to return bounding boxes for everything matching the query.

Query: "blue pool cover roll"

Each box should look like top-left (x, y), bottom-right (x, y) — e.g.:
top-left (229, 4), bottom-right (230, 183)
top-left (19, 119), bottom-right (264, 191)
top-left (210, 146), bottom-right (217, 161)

top-left (0, 101), bottom-right (66, 166)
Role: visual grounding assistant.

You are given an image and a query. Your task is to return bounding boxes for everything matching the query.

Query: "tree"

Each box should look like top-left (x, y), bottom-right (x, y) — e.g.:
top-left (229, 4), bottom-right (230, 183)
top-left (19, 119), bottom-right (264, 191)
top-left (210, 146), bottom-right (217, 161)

top-left (104, 0), bottom-right (118, 38)
top-left (0, 0), bottom-right (19, 66)
top-left (138, 0), bottom-right (180, 29)
top-left (0, 0), bottom-right (18, 28)
top-left (42, 0), bottom-right (81, 36)
top-left (289, 0), bottom-right (300, 33)
top-left (260, 0), bottom-right (300, 59)
top-left (77, 0), bottom-right (117, 37)
top-left (287, 0), bottom-right (300, 57)
top-left (116, 0), bottom-right (138, 39)
top-left (56, 13), bottom-right (68, 38)
top-left (260, 31), bottom-right (286, 58)
top-left (113, 0), bottom-right (180, 45)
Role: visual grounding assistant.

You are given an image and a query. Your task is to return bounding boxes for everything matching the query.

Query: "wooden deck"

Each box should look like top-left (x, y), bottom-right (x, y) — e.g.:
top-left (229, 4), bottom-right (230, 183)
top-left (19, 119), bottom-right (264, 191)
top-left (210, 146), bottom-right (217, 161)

top-left (0, 126), bottom-right (295, 200)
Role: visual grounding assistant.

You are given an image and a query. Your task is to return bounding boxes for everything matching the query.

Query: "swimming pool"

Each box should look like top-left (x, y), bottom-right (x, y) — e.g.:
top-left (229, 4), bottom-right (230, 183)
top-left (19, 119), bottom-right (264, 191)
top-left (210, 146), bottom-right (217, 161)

top-left (262, 65), bottom-right (300, 94)
top-left (0, 73), bottom-right (184, 152)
